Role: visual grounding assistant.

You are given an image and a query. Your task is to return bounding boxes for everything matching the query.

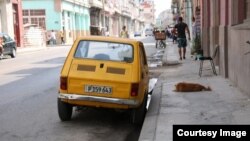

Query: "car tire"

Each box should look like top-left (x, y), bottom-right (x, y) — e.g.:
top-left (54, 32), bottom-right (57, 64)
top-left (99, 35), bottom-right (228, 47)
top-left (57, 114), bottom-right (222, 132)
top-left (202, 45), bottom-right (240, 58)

top-left (131, 93), bottom-right (148, 125)
top-left (10, 48), bottom-right (16, 58)
top-left (58, 98), bottom-right (73, 121)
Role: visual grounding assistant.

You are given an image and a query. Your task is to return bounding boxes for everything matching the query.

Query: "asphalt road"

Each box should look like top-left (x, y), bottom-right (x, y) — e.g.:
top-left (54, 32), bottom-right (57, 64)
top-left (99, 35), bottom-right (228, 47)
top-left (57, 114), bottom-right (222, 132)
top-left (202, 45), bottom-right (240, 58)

top-left (0, 36), bottom-right (158, 141)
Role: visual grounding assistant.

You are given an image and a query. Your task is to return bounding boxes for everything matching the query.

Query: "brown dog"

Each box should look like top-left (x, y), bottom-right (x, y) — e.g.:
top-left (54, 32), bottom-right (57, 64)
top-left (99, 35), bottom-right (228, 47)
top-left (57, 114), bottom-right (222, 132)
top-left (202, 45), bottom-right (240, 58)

top-left (174, 82), bottom-right (211, 92)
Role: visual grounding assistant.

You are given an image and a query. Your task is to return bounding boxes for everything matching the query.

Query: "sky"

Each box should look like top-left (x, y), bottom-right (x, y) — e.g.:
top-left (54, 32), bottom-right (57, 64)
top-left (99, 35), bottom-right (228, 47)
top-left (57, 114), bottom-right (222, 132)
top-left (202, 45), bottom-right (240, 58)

top-left (154, 0), bottom-right (172, 18)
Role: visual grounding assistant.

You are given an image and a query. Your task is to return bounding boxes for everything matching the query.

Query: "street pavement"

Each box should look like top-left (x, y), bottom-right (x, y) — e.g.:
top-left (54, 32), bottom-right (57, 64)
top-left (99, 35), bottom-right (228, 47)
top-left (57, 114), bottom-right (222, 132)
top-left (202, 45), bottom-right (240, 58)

top-left (15, 41), bottom-right (250, 141)
top-left (139, 40), bottom-right (250, 141)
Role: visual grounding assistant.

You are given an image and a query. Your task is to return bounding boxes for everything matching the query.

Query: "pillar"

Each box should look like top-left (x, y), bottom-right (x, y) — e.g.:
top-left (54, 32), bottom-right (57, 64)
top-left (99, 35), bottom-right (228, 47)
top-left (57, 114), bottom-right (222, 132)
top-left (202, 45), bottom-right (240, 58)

top-left (246, 0), bottom-right (250, 21)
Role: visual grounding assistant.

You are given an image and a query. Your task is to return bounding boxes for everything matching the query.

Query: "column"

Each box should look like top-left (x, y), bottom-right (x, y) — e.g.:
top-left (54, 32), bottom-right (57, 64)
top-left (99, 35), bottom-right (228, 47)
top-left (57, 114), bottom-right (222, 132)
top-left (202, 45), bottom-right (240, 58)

top-left (247, 0), bottom-right (250, 19)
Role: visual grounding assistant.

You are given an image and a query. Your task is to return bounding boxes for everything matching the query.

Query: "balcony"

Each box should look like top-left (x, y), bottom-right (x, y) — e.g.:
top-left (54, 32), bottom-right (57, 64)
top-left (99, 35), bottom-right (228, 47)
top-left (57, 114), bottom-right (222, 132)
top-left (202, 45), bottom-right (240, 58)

top-left (113, 3), bottom-right (121, 14)
top-left (121, 6), bottom-right (131, 17)
top-left (89, 0), bottom-right (103, 9)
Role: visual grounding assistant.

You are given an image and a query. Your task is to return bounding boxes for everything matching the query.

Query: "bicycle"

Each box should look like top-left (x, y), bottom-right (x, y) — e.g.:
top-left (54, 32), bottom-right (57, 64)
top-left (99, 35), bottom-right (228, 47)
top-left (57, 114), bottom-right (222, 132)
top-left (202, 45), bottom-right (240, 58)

top-left (154, 31), bottom-right (167, 48)
top-left (156, 39), bottom-right (166, 48)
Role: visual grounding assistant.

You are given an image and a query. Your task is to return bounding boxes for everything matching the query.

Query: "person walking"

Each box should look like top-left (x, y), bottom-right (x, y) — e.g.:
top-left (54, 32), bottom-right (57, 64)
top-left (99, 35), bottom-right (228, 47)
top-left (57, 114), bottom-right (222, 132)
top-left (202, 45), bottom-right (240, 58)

top-left (60, 30), bottom-right (65, 44)
top-left (174, 17), bottom-right (191, 60)
top-left (120, 26), bottom-right (129, 38)
top-left (50, 30), bottom-right (56, 45)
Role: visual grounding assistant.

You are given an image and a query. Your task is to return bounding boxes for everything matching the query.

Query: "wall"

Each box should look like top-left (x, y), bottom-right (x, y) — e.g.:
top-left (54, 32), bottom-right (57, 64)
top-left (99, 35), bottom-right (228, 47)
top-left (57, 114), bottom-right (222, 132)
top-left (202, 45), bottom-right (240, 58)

top-left (219, 0), bottom-right (229, 77)
top-left (61, 0), bottom-right (90, 43)
top-left (201, 0), bottom-right (210, 56)
top-left (229, 24), bottom-right (250, 95)
top-left (0, 0), bottom-right (14, 38)
top-left (228, 0), bottom-right (250, 95)
top-left (201, 0), bottom-right (250, 96)
top-left (209, 0), bottom-right (219, 65)
top-left (22, 0), bottom-right (61, 30)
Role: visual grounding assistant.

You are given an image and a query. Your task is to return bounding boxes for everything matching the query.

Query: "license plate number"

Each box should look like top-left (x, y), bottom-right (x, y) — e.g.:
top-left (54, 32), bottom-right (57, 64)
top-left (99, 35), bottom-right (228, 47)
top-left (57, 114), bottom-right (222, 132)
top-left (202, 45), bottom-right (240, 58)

top-left (85, 85), bottom-right (112, 94)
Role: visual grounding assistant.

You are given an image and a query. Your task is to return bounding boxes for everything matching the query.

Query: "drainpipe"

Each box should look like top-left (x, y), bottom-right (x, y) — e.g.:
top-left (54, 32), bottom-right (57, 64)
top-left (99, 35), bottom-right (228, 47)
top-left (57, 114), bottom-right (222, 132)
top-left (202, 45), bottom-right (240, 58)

top-left (184, 0), bottom-right (192, 28)
top-left (102, 0), bottom-right (105, 35)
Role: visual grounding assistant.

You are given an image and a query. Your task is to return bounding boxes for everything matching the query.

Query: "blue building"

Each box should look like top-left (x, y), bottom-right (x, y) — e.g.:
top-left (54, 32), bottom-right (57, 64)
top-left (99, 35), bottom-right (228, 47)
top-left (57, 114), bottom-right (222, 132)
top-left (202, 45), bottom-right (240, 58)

top-left (22, 0), bottom-right (90, 44)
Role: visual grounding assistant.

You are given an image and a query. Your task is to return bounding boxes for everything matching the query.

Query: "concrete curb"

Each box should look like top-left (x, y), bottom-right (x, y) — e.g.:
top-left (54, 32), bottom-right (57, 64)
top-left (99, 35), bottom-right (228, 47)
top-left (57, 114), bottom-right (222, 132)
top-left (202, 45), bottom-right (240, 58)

top-left (139, 42), bottom-right (180, 141)
top-left (17, 47), bottom-right (47, 54)
top-left (16, 45), bottom-right (71, 54)
top-left (139, 80), bottom-right (162, 141)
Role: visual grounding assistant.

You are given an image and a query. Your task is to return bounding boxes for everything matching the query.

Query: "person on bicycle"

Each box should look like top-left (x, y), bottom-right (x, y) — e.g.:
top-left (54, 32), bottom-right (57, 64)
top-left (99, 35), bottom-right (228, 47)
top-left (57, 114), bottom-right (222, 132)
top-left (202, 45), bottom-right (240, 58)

top-left (174, 16), bottom-right (191, 60)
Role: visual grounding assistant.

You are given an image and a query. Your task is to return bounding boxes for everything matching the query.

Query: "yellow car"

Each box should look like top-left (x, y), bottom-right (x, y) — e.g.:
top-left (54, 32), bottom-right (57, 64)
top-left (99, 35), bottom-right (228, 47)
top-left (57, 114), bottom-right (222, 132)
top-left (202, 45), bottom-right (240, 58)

top-left (58, 36), bottom-right (149, 124)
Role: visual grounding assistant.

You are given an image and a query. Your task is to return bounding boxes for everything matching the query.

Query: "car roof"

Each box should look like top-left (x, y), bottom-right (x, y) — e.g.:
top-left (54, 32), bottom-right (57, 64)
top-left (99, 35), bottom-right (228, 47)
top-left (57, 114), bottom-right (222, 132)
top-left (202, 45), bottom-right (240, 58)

top-left (76, 36), bottom-right (140, 45)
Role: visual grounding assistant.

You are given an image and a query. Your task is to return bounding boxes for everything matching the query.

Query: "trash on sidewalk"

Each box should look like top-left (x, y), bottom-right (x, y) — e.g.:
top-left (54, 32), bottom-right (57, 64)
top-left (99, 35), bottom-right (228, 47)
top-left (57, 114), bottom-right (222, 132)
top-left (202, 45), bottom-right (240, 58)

top-left (148, 78), bottom-right (158, 94)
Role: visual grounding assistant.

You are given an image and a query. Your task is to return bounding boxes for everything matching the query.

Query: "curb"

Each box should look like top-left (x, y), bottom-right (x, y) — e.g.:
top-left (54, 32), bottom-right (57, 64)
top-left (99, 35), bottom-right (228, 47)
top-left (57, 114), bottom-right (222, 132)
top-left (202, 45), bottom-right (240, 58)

top-left (17, 47), bottom-right (47, 54)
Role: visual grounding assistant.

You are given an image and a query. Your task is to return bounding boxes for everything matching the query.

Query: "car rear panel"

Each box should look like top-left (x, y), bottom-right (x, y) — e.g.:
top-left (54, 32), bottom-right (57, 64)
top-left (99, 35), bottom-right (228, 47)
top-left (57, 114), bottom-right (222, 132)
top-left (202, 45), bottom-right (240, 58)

top-left (67, 59), bottom-right (137, 99)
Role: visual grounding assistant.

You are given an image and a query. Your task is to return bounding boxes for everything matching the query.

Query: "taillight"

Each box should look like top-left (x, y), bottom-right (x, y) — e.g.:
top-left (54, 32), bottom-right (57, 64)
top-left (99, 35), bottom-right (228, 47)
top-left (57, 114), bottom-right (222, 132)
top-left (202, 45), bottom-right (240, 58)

top-left (131, 83), bottom-right (139, 96)
top-left (60, 77), bottom-right (68, 90)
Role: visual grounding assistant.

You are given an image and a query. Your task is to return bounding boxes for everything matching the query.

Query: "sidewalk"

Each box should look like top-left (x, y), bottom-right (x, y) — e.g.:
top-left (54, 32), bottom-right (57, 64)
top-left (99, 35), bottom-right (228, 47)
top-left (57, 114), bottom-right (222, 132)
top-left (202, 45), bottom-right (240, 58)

top-left (139, 41), bottom-right (250, 141)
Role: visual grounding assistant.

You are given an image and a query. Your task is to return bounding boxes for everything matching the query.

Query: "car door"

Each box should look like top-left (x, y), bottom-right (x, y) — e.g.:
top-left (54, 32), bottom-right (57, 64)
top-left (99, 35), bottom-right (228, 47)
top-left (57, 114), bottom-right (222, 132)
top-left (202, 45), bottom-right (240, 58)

top-left (138, 42), bottom-right (149, 99)
top-left (3, 35), bottom-right (12, 54)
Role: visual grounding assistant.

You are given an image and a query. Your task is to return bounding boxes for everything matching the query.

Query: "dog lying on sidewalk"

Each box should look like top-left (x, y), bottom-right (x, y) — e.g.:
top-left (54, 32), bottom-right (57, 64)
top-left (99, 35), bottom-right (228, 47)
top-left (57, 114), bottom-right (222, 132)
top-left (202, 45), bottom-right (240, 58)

top-left (174, 82), bottom-right (211, 92)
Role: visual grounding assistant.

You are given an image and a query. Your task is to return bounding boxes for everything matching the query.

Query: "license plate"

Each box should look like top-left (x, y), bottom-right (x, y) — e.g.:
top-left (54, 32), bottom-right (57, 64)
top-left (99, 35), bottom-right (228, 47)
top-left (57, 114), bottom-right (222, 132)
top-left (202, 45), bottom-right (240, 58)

top-left (85, 85), bottom-right (112, 94)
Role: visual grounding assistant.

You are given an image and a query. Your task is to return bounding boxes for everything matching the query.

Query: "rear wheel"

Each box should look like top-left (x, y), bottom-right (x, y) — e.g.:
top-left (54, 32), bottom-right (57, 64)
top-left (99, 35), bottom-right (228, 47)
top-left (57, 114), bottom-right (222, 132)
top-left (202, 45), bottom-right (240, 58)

top-left (10, 48), bottom-right (16, 58)
top-left (131, 94), bottom-right (148, 125)
top-left (58, 98), bottom-right (73, 121)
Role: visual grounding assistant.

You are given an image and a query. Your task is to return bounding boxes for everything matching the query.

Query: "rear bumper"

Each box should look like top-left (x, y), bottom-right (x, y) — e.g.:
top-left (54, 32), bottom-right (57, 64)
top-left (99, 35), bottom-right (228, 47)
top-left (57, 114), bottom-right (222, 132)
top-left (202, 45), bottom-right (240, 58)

top-left (58, 93), bottom-right (139, 106)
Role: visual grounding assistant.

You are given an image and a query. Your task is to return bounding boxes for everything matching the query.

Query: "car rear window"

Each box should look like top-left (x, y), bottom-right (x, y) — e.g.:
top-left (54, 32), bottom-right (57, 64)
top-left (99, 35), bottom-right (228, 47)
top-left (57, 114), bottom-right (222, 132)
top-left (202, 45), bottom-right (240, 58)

top-left (74, 40), bottom-right (134, 63)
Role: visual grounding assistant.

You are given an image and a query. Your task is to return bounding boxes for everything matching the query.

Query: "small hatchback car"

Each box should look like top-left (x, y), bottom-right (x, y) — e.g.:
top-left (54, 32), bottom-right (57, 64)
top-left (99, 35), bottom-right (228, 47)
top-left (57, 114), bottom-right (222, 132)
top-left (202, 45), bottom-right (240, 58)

top-left (58, 36), bottom-right (149, 124)
top-left (0, 33), bottom-right (16, 58)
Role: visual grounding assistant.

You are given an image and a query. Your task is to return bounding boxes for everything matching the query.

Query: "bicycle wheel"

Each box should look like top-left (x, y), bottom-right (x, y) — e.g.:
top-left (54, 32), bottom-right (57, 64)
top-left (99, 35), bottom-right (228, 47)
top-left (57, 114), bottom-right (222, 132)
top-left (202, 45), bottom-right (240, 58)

top-left (160, 40), bottom-right (166, 48)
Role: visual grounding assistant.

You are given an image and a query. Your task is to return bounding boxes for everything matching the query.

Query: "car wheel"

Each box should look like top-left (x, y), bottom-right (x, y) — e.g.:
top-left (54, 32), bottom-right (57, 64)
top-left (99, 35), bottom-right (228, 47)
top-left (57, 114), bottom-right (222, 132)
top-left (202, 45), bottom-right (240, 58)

top-left (58, 98), bottom-right (73, 121)
top-left (131, 93), bottom-right (148, 125)
top-left (10, 48), bottom-right (16, 58)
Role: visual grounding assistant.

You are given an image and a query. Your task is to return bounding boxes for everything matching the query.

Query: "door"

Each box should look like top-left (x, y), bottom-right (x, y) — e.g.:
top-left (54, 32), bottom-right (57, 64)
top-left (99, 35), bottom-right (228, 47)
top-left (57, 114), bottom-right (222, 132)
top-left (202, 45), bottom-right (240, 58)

top-left (3, 35), bottom-right (15, 54)
top-left (13, 4), bottom-right (20, 47)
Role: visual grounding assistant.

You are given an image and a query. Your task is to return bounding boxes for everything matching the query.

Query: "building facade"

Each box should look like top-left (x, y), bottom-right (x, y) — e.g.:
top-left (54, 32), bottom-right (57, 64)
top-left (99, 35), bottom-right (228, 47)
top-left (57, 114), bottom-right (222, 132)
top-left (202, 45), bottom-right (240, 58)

top-left (199, 0), bottom-right (250, 96)
top-left (22, 0), bottom-right (147, 43)
top-left (0, 0), bottom-right (23, 47)
top-left (22, 0), bottom-right (90, 45)
top-left (173, 0), bottom-right (250, 96)
top-left (140, 0), bottom-right (155, 28)
top-left (172, 0), bottom-right (250, 95)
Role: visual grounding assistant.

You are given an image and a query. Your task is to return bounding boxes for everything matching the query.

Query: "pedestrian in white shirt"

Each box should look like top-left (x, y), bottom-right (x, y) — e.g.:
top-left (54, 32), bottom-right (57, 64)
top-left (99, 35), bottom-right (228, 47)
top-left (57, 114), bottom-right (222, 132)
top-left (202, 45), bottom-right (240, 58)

top-left (50, 30), bottom-right (56, 45)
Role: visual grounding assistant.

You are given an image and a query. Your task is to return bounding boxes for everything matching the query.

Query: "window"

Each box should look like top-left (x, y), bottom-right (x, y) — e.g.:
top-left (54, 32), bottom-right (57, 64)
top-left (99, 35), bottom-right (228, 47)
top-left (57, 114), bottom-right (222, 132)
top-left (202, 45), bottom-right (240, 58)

top-left (30, 10), bottom-right (45, 16)
top-left (31, 18), bottom-right (38, 25)
top-left (23, 10), bottom-right (29, 16)
top-left (22, 9), bottom-right (46, 29)
top-left (3, 35), bottom-right (12, 42)
top-left (75, 41), bottom-right (134, 62)
top-left (23, 18), bottom-right (29, 24)
top-left (139, 43), bottom-right (147, 65)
